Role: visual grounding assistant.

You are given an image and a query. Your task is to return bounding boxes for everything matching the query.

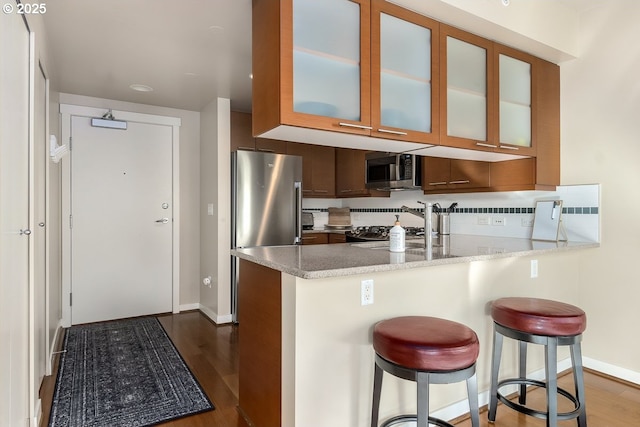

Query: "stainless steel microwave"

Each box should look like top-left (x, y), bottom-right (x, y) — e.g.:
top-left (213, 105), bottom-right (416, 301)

top-left (365, 152), bottom-right (422, 191)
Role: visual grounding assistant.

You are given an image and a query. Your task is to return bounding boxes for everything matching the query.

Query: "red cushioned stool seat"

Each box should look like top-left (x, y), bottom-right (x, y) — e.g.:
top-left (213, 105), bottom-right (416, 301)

top-left (371, 316), bottom-right (480, 427)
top-left (492, 297), bottom-right (587, 337)
top-left (373, 316), bottom-right (479, 371)
top-left (488, 297), bottom-right (588, 427)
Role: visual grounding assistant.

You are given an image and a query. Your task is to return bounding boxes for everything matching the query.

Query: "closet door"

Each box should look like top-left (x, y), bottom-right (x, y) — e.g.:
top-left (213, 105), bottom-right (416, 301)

top-left (0, 9), bottom-right (32, 426)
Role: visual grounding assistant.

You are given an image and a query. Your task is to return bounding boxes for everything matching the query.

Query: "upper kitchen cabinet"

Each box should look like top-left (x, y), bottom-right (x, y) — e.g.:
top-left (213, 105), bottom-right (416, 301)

top-left (253, 0), bottom-right (371, 138)
top-left (440, 25), bottom-right (541, 157)
top-left (287, 142), bottom-right (336, 198)
top-left (231, 111), bottom-right (287, 153)
top-left (492, 44), bottom-right (537, 157)
top-left (370, 0), bottom-right (439, 144)
top-left (440, 25), bottom-right (495, 152)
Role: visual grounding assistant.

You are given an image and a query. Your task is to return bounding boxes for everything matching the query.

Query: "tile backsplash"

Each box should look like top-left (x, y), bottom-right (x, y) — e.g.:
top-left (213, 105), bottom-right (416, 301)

top-left (303, 184), bottom-right (600, 242)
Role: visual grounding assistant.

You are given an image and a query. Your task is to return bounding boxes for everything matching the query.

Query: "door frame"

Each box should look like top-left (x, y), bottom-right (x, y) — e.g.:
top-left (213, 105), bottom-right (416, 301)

top-left (60, 104), bottom-right (181, 327)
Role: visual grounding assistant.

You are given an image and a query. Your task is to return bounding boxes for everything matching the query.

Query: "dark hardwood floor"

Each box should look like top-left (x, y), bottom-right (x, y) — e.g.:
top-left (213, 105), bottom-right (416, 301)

top-left (39, 311), bottom-right (640, 426)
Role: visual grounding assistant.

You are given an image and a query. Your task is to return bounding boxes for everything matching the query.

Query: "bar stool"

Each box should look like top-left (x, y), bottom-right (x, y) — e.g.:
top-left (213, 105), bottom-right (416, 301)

top-left (371, 316), bottom-right (480, 427)
top-left (488, 297), bottom-right (587, 427)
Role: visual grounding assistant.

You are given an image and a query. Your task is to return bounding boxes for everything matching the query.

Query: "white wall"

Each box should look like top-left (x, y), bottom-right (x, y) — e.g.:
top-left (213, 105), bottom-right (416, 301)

top-left (200, 97), bottom-right (232, 323)
top-left (560, 1), bottom-right (640, 379)
top-left (57, 93), bottom-right (202, 308)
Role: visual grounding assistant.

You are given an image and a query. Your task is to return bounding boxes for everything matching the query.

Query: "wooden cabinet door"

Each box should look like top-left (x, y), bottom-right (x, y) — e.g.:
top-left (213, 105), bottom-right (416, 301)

top-left (287, 142), bottom-right (335, 198)
top-left (311, 145), bottom-right (336, 197)
top-left (336, 148), bottom-right (367, 197)
top-left (449, 159), bottom-right (490, 189)
top-left (255, 138), bottom-right (287, 154)
top-left (440, 24), bottom-right (496, 152)
top-left (301, 232), bottom-right (329, 245)
top-left (329, 233), bottom-right (347, 244)
top-left (370, 0), bottom-right (439, 144)
top-left (231, 111), bottom-right (255, 152)
top-left (422, 157), bottom-right (450, 191)
top-left (278, 0), bottom-right (372, 136)
top-left (423, 156), bottom-right (490, 192)
top-left (493, 43), bottom-right (537, 157)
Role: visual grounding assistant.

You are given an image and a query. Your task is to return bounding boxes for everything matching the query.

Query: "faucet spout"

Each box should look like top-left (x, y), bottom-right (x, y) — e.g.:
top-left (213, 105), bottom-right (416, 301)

top-left (401, 205), bottom-right (424, 218)
top-left (416, 201), bottom-right (433, 252)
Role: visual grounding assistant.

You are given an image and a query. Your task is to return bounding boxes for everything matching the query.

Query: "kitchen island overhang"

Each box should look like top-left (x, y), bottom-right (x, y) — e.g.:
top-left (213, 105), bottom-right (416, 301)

top-left (231, 235), bottom-right (598, 280)
top-left (232, 236), bottom-right (599, 427)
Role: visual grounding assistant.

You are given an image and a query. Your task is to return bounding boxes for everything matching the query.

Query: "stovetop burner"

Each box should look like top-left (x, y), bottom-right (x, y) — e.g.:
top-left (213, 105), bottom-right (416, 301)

top-left (345, 226), bottom-right (425, 242)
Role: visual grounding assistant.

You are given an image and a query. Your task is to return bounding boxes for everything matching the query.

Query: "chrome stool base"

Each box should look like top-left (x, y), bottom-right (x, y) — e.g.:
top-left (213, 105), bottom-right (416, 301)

top-left (488, 322), bottom-right (587, 427)
top-left (372, 354), bottom-right (479, 427)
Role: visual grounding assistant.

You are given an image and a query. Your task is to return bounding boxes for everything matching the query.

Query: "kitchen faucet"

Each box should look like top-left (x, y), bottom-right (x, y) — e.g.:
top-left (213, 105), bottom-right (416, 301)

top-left (401, 202), bottom-right (433, 251)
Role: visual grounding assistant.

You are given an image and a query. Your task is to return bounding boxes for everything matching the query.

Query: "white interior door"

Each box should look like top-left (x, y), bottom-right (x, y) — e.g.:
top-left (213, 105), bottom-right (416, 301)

top-left (0, 9), bottom-right (31, 426)
top-left (70, 116), bottom-right (173, 324)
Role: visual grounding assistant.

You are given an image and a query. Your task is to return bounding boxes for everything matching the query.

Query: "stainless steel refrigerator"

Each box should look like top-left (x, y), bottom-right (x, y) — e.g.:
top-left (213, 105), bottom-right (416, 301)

top-left (231, 150), bottom-right (303, 322)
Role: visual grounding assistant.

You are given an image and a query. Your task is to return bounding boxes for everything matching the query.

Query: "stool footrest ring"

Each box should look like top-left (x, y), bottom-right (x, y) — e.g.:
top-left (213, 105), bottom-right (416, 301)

top-left (497, 378), bottom-right (583, 421)
top-left (381, 414), bottom-right (454, 427)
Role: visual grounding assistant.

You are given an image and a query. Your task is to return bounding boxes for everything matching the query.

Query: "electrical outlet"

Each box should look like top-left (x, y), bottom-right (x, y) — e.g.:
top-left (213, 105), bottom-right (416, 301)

top-left (492, 217), bottom-right (506, 226)
top-left (521, 218), bottom-right (534, 227)
top-left (361, 279), bottom-right (374, 306)
top-left (478, 216), bottom-right (490, 225)
top-left (531, 260), bottom-right (538, 278)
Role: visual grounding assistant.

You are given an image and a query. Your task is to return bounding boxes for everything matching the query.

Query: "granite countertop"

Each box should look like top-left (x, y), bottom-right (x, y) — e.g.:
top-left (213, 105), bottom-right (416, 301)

top-left (231, 234), bottom-right (599, 279)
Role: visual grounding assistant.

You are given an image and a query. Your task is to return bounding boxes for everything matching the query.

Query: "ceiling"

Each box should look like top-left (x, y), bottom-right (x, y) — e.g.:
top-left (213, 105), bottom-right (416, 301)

top-left (43, 0), bottom-right (253, 112)
top-left (41, 0), bottom-right (596, 114)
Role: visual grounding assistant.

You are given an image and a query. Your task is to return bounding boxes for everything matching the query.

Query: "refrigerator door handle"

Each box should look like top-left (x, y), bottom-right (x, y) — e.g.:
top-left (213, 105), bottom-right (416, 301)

top-left (294, 181), bottom-right (302, 244)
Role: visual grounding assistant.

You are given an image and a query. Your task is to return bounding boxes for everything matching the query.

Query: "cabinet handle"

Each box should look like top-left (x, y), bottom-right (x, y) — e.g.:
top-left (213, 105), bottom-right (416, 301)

top-left (257, 148), bottom-right (275, 153)
top-left (499, 145), bottom-right (520, 150)
top-left (338, 122), bottom-right (373, 130)
top-left (377, 128), bottom-right (408, 136)
top-left (340, 189), bottom-right (353, 193)
top-left (429, 182), bottom-right (448, 186)
top-left (476, 142), bottom-right (498, 148)
top-left (449, 180), bottom-right (470, 185)
top-left (237, 146), bottom-right (255, 151)
top-left (314, 190), bottom-right (329, 193)
top-left (302, 236), bottom-right (317, 240)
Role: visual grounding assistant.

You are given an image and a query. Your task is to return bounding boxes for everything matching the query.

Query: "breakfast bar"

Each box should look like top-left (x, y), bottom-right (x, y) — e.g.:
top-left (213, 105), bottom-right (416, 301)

top-left (231, 236), bottom-right (598, 427)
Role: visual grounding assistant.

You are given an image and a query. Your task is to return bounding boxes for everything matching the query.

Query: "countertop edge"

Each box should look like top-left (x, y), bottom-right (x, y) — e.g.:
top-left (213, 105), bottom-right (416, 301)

top-left (231, 240), bottom-right (600, 280)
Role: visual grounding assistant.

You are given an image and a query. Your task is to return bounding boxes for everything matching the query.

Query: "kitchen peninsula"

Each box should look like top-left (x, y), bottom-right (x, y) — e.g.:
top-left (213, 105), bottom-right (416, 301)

top-left (232, 236), bottom-right (598, 427)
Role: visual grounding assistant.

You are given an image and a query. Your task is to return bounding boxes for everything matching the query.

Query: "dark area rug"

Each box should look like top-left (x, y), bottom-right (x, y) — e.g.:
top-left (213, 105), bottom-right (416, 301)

top-left (48, 316), bottom-right (214, 427)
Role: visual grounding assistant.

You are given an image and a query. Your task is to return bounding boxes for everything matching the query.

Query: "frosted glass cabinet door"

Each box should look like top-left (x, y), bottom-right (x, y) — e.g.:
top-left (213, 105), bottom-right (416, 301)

top-left (293, 0), bottom-right (363, 121)
top-left (379, 13), bottom-right (431, 133)
top-left (499, 54), bottom-right (532, 147)
top-left (446, 36), bottom-right (488, 141)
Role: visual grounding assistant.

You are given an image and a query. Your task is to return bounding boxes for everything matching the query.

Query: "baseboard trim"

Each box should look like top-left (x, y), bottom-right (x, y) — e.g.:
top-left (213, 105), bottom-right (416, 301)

top-left (179, 303), bottom-right (200, 312)
top-left (198, 304), bottom-right (233, 325)
top-left (48, 320), bottom-right (64, 376)
top-left (583, 356), bottom-right (640, 386)
top-left (30, 398), bottom-right (41, 427)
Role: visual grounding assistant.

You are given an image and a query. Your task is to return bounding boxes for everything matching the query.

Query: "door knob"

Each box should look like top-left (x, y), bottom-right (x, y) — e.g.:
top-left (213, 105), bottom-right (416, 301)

top-left (155, 218), bottom-right (169, 224)
top-left (20, 229), bottom-right (31, 235)
top-left (38, 222), bottom-right (45, 227)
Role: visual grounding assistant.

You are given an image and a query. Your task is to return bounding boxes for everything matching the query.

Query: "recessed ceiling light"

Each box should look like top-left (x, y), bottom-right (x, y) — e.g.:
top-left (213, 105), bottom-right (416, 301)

top-left (129, 84), bottom-right (153, 92)
top-left (249, 73), bottom-right (253, 79)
